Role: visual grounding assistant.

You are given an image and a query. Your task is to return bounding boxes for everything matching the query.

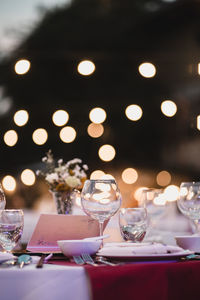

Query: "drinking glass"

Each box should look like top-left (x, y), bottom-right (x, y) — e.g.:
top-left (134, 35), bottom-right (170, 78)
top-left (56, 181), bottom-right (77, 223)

top-left (0, 184), bottom-right (6, 210)
top-left (119, 207), bottom-right (148, 242)
top-left (81, 179), bottom-right (121, 238)
top-left (0, 209), bottom-right (24, 252)
top-left (177, 182), bottom-right (200, 234)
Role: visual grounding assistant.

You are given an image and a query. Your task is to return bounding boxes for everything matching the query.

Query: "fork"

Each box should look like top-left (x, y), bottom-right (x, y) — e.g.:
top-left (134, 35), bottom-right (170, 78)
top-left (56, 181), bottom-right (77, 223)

top-left (81, 253), bottom-right (98, 266)
top-left (73, 255), bottom-right (85, 265)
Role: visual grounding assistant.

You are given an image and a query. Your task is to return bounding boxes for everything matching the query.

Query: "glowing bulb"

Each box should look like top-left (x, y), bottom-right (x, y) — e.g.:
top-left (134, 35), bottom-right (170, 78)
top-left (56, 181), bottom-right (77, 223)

top-left (2, 175), bottom-right (16, 192)
top-left (156, 171), bottom-right (171, 187)
top-left (59, 126), bottom-right (76, 143)
top-left (125, 105), bottom-right (143, 121)
top-left (14, 110), bottom-right (29, 126)
top-left (32, 128), bottom-right (48, 145)
top-left (87, 123), bottom-right (104, 138)
top-left (14, 59), bottom-right (31, 75)
top-left (77, 60), bottom-right (95, 76)
top-left (4, 130), bottom-right (18, 146)
top-left (138, 62), bottom-right (156, 78)
top-left (89, 107), bottom-right (106, 124)
top-left (161, 100), bottom-right (177, 117)
top-left (90, 170), bottom-right (105, 179)
top-left (98, 144), bottom-right (116, 162)
top-left (21, 169), bottom-right (36, 186)
top-left (52, 110), bottom-right (69, 126)
top-left (122, 168), bottom-right (138, 184)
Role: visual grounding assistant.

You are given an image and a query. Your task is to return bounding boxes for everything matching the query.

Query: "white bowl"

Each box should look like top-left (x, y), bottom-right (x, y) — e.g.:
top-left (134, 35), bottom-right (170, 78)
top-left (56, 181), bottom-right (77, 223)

top-left (57, 240), bottom-right (102, 257)
top-left (175, 236), bottom-right (200, 252)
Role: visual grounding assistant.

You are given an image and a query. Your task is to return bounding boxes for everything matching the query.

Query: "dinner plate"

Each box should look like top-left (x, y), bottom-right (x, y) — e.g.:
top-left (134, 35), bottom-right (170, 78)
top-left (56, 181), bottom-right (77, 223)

top-left (96, 249), bottom-right (194, 260)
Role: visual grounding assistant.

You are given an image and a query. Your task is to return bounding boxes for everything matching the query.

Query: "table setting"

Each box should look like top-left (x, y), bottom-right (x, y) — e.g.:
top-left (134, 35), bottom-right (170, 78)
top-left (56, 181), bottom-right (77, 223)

top-left (1, 154), bottom-right (200, 300)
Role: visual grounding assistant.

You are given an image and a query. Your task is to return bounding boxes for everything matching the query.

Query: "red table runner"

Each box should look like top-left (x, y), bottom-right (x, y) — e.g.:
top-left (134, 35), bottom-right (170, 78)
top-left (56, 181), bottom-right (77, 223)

top-left (48, 259), bottom-right (200, 300)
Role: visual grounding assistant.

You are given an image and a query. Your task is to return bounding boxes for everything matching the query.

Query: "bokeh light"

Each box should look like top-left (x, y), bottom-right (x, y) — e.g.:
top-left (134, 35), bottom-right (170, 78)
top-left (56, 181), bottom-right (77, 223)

top-left (197, 115), bottom-right (200, 130)
top-left (4, 130), bottom-right (18, 146)
top-left (87, 123), bottom-right (104, 138)
top-left (125, 104), bottom-right (143, 121)
top-left (89, 107), bottom-right (107, 124)
top-left (122, 168), bottom-right (138, 184)
top-left (52, 110), bottom-right (69, 126)
top-left (32, 128), bottom-right (48, 145)
top-left (14, 110), bottom-right (29, 127)
top-left (163, 185), bottom-right (179, 202)
top-left (59, 126), bottom-right (76, 143)
top-left (138, 62), bottom-right (156, 78)
top-left (134, 187), bottom-right (148, 202)
top-left (21, 169), bottom-right (36, 186)
top-left (77, 60), bottom-right (95, 76)
top-left (2, 175), bottom-right (16, 192)
top-left (156, 170), bottom-right (171, 186)
top-left (98, 144), bottom-right (116, 161)
top-left (161, 100), bottom-right (177, 117)
top-left (14, 59), bottom-right (31, 75)
top-left (90, 170), bottom-right (105, 179)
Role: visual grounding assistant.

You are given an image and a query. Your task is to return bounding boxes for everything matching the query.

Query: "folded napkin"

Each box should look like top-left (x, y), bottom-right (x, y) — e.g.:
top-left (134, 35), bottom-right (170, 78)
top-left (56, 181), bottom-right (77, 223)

top-left (0, 252), bottom-right (15, 262)
top-left (98, 242), bottom-right (186, 256)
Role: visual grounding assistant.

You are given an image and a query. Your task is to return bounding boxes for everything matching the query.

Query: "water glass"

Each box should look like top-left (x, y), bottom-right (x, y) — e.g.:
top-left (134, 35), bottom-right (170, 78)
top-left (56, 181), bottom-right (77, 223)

top-left (0, 209), bottom-right (24, 252)
top-left (119, 207), bottom-right (148, 242)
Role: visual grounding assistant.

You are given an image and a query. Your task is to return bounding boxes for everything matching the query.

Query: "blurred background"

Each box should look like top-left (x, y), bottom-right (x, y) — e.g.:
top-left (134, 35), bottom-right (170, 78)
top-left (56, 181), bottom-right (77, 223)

top-left (0, 0), bottom-right (200, 213)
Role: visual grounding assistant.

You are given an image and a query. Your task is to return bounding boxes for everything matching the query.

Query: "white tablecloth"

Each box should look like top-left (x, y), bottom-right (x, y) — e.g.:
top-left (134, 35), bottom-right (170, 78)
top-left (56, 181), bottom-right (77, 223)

top-left (1, 264), bottom-right (90, 300)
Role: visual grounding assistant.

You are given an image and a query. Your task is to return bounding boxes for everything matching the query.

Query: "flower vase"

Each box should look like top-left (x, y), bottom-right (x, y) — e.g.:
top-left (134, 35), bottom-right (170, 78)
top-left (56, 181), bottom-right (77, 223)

top-left (52, 190), bottom-right (73, 215)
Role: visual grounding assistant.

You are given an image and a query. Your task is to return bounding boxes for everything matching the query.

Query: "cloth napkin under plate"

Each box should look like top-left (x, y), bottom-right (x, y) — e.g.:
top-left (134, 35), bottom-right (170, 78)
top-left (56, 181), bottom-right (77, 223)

top-left (97, 242), bottom-right (187, 257)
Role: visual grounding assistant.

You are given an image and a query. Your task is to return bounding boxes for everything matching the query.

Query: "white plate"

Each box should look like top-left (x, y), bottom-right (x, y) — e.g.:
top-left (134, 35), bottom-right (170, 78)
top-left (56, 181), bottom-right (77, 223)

top-left (97, 249), bottom-right (193, 259)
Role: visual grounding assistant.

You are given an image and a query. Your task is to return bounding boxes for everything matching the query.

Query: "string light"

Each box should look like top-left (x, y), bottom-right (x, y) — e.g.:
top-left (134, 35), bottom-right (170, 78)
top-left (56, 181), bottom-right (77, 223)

top-left (4, 130), bottom-right (18, 147)
top-left (21, 169), bottom-right (36, 186)
top-left (32, 128), bottom-right (48, 145)
top-left (2, 175), bottom-right (16, 192)
top-left (52, 110), bottom-right (69, 126)
top-left (59, 126), bottom-right (76, 143)
top-left (125, 105), bottom-right (143, 121)
top-left (14, 110), bottom-right (29, 126)
top-left (98, 144), bottom-right (116, 162)
top-left (14, 59), bottom-right (31, 75)
top-left (138, 62), bottom-right (156, 78)
top-left (89, 107), bottom-right (107, 124)
top-left (77, 60), bottom-right (95, 76)
top-left (161, 100), bottom-right (177, 117)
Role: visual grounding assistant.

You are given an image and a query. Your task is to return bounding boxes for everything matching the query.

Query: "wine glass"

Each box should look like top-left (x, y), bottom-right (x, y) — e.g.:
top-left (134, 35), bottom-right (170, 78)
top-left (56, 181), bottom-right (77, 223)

top-left (80, 179), bottom-right (122, 240)
top-left (0, 209), bottom-right (24, 252)
top-left (177, 182), bottom-right (200, 235)
top-left (119, 207), bottom-right (148, 242)
top-left (0, 183), bottom-right (6, 210)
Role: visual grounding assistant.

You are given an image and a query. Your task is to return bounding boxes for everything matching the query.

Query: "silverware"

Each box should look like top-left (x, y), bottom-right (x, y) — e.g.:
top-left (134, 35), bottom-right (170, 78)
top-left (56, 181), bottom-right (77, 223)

top-left (36, 254), bottom-right (46, 268)
top-left (73, 255), bottom-right (85, 265)
top-left (81, 253), bottom-right (98, 266)
top-left (95, 256), bottom-right (119, 266)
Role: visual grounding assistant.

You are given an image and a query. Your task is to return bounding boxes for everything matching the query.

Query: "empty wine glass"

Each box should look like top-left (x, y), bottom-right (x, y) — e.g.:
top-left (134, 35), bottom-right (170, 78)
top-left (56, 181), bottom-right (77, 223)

top-left (81, 179), bottom-right (122, 239)
top-left (0, 209), bottom-right (24, 252)
top-left (119, 207), bottom-right (148, 242)
top-left (0, 184), bottom-right (6, 210)
top-left (177, 182), bottom-right (200, 235)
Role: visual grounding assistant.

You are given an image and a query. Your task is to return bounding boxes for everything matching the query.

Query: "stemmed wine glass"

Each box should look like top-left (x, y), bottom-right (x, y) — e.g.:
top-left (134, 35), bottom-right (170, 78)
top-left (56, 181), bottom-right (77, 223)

top-left (80, 179), bottom-right (122, 240)
top-left (0, 183), bottom-right (6, 210)
top-left (0, 209), bottom-right (24, 252)
top-left (177, 182), bottom-right (200, 235)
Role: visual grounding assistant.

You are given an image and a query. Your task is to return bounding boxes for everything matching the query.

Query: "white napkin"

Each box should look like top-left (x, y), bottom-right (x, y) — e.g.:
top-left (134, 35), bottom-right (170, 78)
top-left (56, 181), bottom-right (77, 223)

top-left (0, 252), bottom-right (15, 262)
top-left (98, 242), bottom-right (186, 256)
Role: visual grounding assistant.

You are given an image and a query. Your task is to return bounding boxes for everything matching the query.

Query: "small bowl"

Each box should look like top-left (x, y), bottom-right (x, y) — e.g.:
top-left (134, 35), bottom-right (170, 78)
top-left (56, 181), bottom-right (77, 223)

top-left (57, 240), bottom-right (102, 257)
top-left (175, 236), bottom-right (200, 252)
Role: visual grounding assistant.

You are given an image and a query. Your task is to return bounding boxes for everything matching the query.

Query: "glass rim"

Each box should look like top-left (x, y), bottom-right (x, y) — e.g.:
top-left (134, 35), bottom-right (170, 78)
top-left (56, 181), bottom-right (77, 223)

top-left (0, 209), bottom-right (24, 213)
top-left (85, 179), bottom-right (116, 183)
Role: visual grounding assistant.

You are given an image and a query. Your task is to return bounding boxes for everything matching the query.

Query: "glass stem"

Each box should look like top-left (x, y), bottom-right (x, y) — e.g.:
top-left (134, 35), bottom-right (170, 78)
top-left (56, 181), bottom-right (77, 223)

top-left (99, 221), bottom-right (104, 248)
top-left (194, 220), bottom-right (200, 235)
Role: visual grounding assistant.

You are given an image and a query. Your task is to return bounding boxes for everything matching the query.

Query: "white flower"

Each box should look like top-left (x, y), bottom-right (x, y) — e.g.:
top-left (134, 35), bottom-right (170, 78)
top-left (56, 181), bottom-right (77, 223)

top-left (65, 176), bottom-right (81, 188)
top-left (83, 164), bottom-right (88, 171)
top-left (45, 173), bottom-right (59, 183)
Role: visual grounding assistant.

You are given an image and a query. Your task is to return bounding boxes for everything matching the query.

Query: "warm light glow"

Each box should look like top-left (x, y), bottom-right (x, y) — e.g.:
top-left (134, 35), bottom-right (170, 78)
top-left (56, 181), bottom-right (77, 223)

top-left (14, 59), bottom-right (31, 75)
top-left (198, 63), bottom-right (200, 75)
top-left (156, 171), bottom-right (171, 187)
top-left (21, 169), bottom-right (36, 186)
top-left (138, 62), bottom-right (156, 78)
top-left (125, 105), bottom-right (143, 121)
top-left (4, 130), bottom-right (18, 146)
top-left (197, 115), bottom-right (200, 130)
top-left (59, 126), bottom-right (76, 143)
top-left (2, 175), bottom-right (16, 192)
top-left (77, 60), bottom-right (95, 76)
top-left (101, 174), bottom-right (115, 180)
top-left (32, 128), bottom-right (48, 145)
top-left (87, 123), bottom-right (104, 138)
top-left (98, 144), bottom-right (116, 162)
top-left (153, 193), bottom-right (166, 206)
top-left (122, 168), bottom-right (138, 184)
top-left (89, 107), bottom-right (107, 124)
top-left (13, 110), bottom-right (29, 126)
top-left (161, 100), bottom-right (177, 117)
top-left (52, 110), bottom-right (69, 127)
top-left (164, 185), bottom-right (179, 202)
top-left (134, 187), bottom-right (148, 202)
top-left (90, 170), bottom-right (105, 179)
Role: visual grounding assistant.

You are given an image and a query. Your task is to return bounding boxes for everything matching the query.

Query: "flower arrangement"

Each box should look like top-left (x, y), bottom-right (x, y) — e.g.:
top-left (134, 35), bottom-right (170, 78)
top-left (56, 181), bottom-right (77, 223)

top-left (36, 150), bottom-right (88, 192)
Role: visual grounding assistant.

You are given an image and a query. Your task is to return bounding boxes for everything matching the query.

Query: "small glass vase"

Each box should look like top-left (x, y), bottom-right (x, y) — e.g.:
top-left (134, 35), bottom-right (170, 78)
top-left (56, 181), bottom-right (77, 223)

top-left (51, 190), bottom-right (73, 215)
